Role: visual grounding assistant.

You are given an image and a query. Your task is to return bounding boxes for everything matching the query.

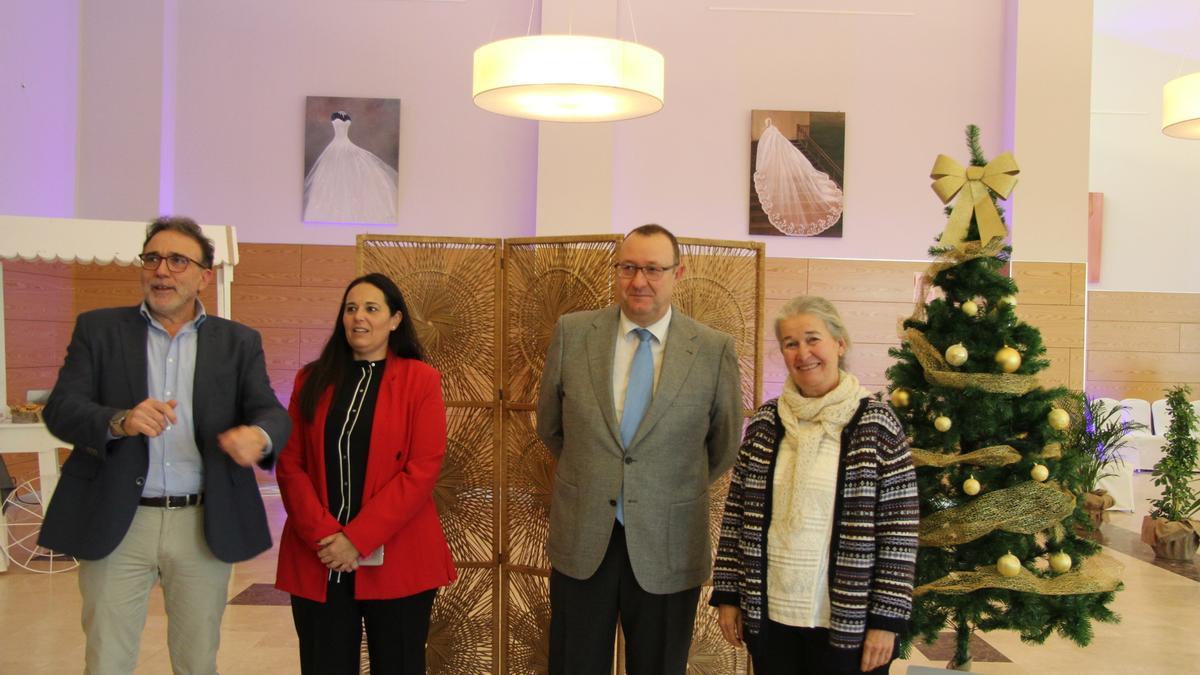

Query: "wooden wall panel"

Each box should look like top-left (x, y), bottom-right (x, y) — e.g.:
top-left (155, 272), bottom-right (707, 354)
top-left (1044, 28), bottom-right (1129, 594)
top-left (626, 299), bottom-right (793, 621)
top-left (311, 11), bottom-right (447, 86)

top-left (300, 245), bottom-right (357, 287)
top-left (1180, 324), bottom-right (1200, 353)
top-left (1014, 304), bottom-right (1084, 349)
top-left (1088, 321), bottom-right (1179, 353)
top-left (807, 259), bottom-right (927, 303)
top-left (1089, 291), bottom-right (1200, 323)
top-left (1012, 262), bottom-right (1084, 392)
top-left (3, 261), bottom-right (74, 405)
top-left (233, 243), bottom-right (302, 286)
top-left (763, 258), bottom-right (808, 300)
top-left (1085, 290), bottom-right (1200, 400)
top-left (1012, 262), bottom-right (1073, 305)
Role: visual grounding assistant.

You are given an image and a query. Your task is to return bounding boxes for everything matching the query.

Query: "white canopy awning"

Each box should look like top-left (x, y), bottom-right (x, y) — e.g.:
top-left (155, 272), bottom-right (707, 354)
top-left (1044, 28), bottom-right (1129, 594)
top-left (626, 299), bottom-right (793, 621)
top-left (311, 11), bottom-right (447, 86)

top-left (0, 215), bottom-right (238, 268)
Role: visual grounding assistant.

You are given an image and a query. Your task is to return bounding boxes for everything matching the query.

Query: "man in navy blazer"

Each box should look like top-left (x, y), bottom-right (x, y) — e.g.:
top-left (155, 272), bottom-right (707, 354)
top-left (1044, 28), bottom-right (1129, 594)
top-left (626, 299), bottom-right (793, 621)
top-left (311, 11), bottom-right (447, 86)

top-left (39, 216), bottom-right (290, 674)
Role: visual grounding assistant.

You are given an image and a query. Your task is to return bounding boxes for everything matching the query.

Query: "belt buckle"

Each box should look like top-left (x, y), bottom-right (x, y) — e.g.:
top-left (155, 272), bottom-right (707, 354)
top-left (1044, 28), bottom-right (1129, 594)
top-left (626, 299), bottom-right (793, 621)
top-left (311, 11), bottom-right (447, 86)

top-left (165, 496), bottom-right (182, 510)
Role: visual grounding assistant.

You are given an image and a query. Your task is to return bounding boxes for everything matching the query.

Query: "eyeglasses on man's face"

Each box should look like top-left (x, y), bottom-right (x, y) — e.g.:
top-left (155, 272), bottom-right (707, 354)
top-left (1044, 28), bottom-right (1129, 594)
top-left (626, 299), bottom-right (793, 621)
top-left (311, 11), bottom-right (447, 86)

top-left (613, 262), bottom-right (678, 281)
top-left (138, 252), bottom-right (208, 273)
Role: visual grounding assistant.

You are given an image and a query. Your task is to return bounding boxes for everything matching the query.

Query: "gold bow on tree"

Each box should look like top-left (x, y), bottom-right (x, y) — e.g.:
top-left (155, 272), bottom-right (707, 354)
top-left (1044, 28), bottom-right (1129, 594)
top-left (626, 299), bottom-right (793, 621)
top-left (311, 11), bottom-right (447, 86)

top-left (930, 152), bottom-right (1019, 247)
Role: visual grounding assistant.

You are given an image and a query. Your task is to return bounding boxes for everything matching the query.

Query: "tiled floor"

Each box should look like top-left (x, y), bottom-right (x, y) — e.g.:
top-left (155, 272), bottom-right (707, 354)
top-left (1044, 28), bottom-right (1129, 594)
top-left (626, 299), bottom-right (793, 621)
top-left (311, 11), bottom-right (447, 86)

top-left (2, 475), bottom-right (1198, 674)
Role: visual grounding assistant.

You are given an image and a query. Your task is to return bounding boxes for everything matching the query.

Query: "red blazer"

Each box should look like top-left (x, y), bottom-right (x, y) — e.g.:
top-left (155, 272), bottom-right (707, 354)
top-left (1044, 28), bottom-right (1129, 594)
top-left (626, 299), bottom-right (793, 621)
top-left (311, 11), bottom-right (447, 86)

top-left (275, 354), bottom-right (457, 601)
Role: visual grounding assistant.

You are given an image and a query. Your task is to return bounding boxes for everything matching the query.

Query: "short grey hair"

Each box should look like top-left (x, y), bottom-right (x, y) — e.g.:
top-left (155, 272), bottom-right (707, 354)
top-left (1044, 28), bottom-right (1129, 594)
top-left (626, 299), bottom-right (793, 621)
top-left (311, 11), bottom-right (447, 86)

top-left (774, 295), bottom-right (851, 368)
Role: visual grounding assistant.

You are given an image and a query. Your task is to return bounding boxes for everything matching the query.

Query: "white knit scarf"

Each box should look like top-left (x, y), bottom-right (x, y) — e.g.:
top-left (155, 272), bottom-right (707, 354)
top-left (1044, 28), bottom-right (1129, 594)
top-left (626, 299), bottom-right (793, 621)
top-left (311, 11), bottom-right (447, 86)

top-left (776, 370), bottom-right (871, 465)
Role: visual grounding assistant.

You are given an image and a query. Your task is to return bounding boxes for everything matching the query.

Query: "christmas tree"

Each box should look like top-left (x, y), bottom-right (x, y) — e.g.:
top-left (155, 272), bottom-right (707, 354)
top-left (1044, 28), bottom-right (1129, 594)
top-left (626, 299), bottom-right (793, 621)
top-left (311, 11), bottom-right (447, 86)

top-left (886, 126), bottom-right (1122, 670)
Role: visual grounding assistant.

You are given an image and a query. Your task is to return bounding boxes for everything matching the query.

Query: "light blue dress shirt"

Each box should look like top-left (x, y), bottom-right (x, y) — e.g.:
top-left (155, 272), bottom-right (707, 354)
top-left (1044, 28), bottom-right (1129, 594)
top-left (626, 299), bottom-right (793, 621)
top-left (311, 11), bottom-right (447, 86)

top-left (139, 302), bottom-right (205, 497)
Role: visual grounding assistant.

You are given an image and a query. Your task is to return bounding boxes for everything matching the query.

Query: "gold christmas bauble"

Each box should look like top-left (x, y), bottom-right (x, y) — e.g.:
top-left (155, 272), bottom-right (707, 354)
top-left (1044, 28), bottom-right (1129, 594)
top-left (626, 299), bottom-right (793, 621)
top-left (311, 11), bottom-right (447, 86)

top-left (934, 415), bottom-right (953, 432)
top-left (1030, 463), bottom-right (1050, 482)
top-left (997, 552), bottom-right (1022, 577)
top-left (946, 343), bottom-right (969, 367)
top-left (963, 475), bottom-right (981, 496)
top-left (999, 294), bottom-right (1018, 308)
top-left (890, 388), bottom-right (911, 408)
top-left (961, 300), bottom-right (979, 317)
top-left (1048, 408), bottom-right (1070, 430)
top-left (1049, 551), bottom-right (1072, 574)
top-left (995, 346), bottom-right (1021, 373)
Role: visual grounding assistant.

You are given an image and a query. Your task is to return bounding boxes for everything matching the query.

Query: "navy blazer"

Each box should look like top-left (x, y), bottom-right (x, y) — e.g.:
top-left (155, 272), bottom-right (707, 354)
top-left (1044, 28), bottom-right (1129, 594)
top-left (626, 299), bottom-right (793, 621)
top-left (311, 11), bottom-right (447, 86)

top-left (39, 306), bottom-right (291, 563)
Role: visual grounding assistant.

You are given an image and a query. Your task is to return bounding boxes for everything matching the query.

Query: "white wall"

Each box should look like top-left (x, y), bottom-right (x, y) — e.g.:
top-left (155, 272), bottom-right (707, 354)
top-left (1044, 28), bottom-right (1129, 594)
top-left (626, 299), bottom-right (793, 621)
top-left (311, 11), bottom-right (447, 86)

top-left (166, 0), bottom-right (539, 244)
top-left (1090, 0), bottom-right (1200, 292)
top-left (0, 0), bottom-right (1107, 266)
top-left (0, 0), bottom-right (79, 217)
top-left (604, 2), bottom-right (1008, 261)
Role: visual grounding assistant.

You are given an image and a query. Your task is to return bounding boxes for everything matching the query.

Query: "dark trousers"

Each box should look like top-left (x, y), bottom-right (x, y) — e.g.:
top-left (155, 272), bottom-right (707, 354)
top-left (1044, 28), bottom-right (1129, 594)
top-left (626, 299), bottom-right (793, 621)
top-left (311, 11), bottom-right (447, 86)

top-left (748, 620), bottom-right (895, 675)
top-left (290, 574), bottom-right (437, 675)
top-left (549, 522), bottom-right (701, 675)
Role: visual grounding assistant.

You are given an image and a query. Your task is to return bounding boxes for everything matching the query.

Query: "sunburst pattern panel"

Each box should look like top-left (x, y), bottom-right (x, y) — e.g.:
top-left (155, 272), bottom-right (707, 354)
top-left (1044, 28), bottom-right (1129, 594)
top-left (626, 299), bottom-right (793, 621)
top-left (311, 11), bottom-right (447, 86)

top-left (503, 237), bottom-right (619, 405)
top-left (502, 569), bottom-right (553, 675)
top-left (436, 405), bottom-right (498, 565)
top-left (674, 240), bottom-right (764, 412)
top-left (426, 565), bottom-right (497, 674)
top-left (359, 236), bottom-right (499, 404)
top-left (503, 409), bottom-right (555, 571)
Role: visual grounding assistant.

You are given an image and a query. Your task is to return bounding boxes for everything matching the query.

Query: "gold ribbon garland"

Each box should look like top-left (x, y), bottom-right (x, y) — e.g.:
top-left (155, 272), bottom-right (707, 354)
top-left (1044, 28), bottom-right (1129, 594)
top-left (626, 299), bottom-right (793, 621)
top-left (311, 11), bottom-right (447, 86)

top-left (930, 152), bottom-right (1020, 248)
top-left (912, 445), bottom-right (1023, 468)
top-left (905, 328), bottom-right (1041, 395)
top-left (913, 554), bottom-right (1124, 597)
top-left (919, 481), bottom-right (1076, 547)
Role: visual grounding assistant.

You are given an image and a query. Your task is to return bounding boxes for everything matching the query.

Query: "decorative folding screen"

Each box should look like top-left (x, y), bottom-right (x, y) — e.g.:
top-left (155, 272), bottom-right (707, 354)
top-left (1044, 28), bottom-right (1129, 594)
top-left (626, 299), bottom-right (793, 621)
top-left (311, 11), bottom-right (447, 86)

top-left (359, 234), bottom-right (763, 674)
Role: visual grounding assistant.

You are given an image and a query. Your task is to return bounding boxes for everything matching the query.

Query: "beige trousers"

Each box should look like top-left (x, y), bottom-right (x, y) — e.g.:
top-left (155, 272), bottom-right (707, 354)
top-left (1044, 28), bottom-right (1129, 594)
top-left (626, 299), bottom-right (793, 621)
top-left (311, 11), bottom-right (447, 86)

top-left (78, 505), bottom-right (231, 675)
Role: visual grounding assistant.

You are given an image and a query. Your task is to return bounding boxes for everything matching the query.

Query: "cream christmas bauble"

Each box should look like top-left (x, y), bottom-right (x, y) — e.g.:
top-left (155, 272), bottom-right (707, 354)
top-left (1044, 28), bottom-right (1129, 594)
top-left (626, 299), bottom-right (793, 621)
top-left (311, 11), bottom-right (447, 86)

top-left (934, 416), bottom-right (953, 432)
top-left (1048, 408), bottom-right (1070, 430)
top-left (963, 476), bottom-right (981, 496)
top-left (1031, 463), bottom-right (1050, 482)
top-left (1049, 551), bottom-right (1072, 574)
top-left (946, 343), bottom-right (969, 367)
top-left (961, 300), bottom-right (979, 317)
top-left (997, 552), bottom-right (1021, 577)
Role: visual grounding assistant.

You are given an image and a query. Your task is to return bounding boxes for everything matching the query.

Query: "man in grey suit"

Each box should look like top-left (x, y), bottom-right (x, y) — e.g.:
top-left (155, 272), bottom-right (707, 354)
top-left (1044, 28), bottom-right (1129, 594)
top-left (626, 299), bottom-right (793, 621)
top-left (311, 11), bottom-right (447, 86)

top-left (537, 224), bottom-right (742, 675)
top-left (39, 216), bottom-right (289, 674)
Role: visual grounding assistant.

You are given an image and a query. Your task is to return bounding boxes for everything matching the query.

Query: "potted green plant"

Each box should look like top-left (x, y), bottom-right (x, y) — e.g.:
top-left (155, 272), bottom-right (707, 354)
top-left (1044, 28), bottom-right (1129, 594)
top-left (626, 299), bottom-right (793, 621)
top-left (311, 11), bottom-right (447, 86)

top-left (1141, 385), bottom-right (1200, 560)
top-left (1061, 394), bottom-right (1144, 530)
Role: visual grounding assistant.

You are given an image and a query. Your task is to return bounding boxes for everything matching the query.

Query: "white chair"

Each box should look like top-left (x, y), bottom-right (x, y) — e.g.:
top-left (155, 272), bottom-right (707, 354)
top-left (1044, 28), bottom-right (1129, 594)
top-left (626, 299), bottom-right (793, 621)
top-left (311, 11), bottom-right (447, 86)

top-left (1150, 398), bottom-right (1170, 436)
top-left (1095, 458), bottom-right (1136, 511)
top-left (1121, 398), bottom-right (1163, 471)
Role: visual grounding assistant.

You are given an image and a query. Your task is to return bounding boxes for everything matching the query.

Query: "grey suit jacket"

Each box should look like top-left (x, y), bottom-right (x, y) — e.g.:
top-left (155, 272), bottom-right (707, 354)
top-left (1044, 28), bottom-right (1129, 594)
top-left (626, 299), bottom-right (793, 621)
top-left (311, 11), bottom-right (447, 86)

top-left (536, 306), bottom-right (741, 594)
top-left (39, 306), bottom-right (290, 562)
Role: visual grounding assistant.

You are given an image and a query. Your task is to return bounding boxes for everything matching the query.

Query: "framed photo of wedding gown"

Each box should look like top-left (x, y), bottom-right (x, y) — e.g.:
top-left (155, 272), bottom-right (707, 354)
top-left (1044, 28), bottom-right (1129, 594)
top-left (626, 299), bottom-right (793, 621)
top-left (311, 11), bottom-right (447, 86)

top-left (303, 96), bottom-right (401, 226)
top-left (749, 110), bottom-right (845, 238)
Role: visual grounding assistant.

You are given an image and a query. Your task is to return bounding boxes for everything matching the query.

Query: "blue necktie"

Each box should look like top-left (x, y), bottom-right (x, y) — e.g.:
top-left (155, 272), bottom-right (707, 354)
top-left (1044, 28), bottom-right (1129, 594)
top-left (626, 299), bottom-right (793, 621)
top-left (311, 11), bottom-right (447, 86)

top-left (617, 328), bottom-right (654, 525)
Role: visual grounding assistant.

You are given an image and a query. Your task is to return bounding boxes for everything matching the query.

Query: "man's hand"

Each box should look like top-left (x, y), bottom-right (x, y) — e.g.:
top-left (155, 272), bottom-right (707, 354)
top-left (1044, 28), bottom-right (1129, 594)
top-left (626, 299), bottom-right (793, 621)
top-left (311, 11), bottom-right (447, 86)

top-left (317, 532), bottom-right (361, 573)
top-left (123, 398), bottom-right (178, 437)
top-left (717, 604), bottom-right (744, 647)
top-left (861, 628), bottom-right (895, 671)
top-left (217, 425), bottom-right (268, 467)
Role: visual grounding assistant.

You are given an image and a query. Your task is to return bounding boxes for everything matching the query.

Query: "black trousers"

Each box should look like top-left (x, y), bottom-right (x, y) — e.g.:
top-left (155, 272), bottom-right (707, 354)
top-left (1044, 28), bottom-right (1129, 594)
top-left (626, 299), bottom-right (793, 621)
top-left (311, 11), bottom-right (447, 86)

top-left (290, 574), bottom-right (437, 675)
top-left (549, 522), bottom-right (701, 675)
top-left (748, 620), bottom-right (895, 675)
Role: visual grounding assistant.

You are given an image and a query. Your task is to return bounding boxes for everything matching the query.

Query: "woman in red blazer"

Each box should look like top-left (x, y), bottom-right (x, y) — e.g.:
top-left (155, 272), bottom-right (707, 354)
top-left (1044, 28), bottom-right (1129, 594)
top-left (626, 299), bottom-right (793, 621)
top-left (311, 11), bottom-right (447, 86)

top-left (275, 273), bottom-right (456, 674)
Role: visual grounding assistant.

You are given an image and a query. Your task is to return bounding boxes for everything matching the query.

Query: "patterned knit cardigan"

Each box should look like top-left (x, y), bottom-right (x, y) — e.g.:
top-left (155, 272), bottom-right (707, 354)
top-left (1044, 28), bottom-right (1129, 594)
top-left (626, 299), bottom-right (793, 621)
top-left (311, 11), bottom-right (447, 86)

top-left (710, 396), bottom-right (919, 669)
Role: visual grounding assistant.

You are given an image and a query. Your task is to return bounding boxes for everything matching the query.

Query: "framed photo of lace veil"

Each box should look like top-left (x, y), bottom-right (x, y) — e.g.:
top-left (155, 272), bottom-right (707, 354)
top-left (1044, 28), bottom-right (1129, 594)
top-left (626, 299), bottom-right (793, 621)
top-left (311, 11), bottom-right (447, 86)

top-left (303, 95), bottom-right (401, 226)
top-left (749, 110), bottom-right (845, 237)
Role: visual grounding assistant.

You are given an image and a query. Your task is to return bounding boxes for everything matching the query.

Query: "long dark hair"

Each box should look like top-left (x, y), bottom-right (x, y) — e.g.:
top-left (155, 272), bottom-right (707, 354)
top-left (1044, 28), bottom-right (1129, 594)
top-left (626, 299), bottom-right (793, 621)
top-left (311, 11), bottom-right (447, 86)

top-left (297, 273), bottom-right (425, 421)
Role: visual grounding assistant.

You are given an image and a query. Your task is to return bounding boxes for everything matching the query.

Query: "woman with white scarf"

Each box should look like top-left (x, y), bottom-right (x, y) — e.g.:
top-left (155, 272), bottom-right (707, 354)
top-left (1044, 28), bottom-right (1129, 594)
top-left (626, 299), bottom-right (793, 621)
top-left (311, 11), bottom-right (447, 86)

top-left (711, 296), bottom-right (919, 674)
